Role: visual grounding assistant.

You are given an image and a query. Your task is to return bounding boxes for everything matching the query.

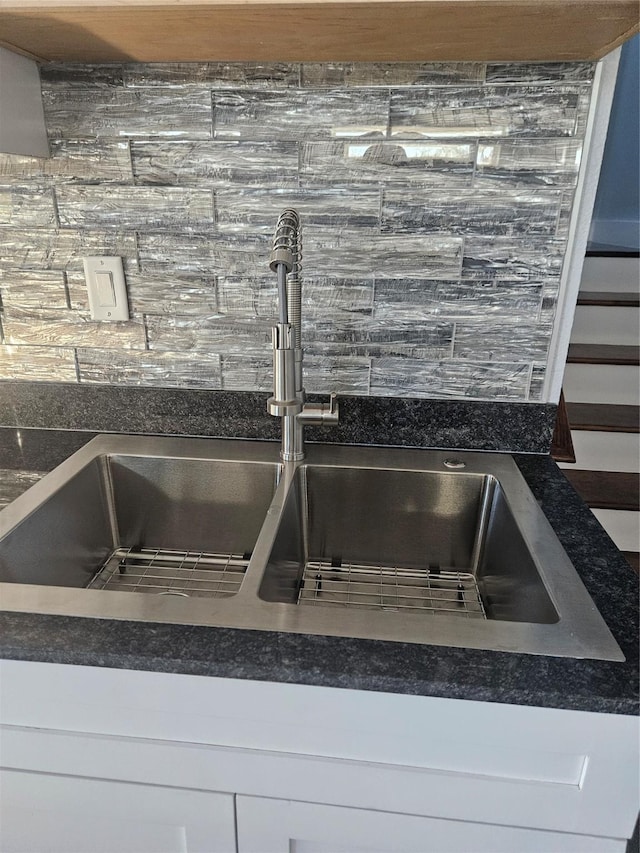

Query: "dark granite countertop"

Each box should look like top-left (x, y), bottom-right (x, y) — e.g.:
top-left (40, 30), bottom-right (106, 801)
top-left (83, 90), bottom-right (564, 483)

top-left (0, 425), bottom-right (637, 716)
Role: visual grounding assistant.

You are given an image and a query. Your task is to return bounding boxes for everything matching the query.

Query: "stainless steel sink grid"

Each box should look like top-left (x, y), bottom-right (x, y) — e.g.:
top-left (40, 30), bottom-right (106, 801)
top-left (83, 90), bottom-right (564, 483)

top-left (298, 562), bottom-right (486, 618)
top-left (88, 547), bottom-right (249, 598)
top-left (0, 435), bottom-right (625, 661)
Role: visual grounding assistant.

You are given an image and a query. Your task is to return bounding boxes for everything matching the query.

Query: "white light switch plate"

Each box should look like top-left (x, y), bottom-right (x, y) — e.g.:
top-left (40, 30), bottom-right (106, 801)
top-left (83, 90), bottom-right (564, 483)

top-left (83, 256), bottom-right (129, 321)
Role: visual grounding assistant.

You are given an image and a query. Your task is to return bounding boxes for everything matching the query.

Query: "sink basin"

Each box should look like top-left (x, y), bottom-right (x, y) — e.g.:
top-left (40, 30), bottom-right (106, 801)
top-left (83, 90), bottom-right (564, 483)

top-left (259, 465), bottom-right (559, 625)
top-left (0, 435), bottom-right (624, 661)
top-left (0, 442), bottom-right (280, 597)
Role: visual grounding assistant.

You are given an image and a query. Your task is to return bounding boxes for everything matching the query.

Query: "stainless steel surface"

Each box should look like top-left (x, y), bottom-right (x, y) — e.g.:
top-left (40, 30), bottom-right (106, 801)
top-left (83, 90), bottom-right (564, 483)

top-left (259, 465), bottom-right (559, 625)
top-left (267, 209), bottom-right (339, 461)
top-left (88, 548), bottom-right (248, 598)
top-left (0, 439), bottom-right (279, 590)
top-left (0, 435), bottom-right (625, 661)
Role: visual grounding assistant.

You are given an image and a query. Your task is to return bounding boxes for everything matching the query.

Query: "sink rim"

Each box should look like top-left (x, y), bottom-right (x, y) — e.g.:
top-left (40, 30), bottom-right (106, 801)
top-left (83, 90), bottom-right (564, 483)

top-left (0, 434), bottom-right (625, 662)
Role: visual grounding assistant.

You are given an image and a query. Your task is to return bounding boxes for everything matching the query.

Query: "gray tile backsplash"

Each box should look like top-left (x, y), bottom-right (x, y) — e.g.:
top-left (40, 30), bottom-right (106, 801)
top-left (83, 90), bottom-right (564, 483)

top-left (0, 61), bottom-right (595, 401)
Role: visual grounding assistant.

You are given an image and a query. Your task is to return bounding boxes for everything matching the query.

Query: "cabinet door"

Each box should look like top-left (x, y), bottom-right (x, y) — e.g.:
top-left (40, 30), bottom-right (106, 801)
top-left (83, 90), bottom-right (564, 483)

top-left (0, 769), bottom-right (237, 853)
top-left (236, 795), bottom-right (625, 853)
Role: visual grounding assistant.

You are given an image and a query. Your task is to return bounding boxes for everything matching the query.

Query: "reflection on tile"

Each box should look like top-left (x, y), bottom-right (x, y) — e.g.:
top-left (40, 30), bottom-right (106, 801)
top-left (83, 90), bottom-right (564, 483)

top-left (528, 365), bottom-right (546, 401)
top-left (390, 86), bottom-right (586, 138)
top-left (124, 63), bottom-right (300, 88)
top-left (0, 140), bottom-right (133, 185)
top-left (373, 279), bottom-right (543, 321)
top-left (370, 358), bottom-right (531, 400)
top-left (0, 188), bottom-right (57, 227)
top-left (305, 232), bottom-right (463, 279)
top-left (2, 229), bottom-right (139, 271)
top-left (485, 63), bottom-right (594, 84)
top-left (132, 140), bottom-right (299, 187)
top-left (126, 273), bottom-right (218, 315)
top-left (215, 187), bottom-right (380, 232)
top-left (1, 271), bottom-right (68, 310)
top-left (574, 89), bottom-right (593, 138)
top-left (76, 347), bottom-right (223, 388)
top-left (0, 344), bottom-right (77, 382)
top-left (555, 189), bottom-right (576, 239)
top-left (453, 321), bottom-right (552, 362)
top-left (301, 63), bottom-right (485, 87)
top-left (213, 89), bottom-right (389, 141)
top-left (146, 313), bottom-right (272, 356)
top-left (462, 237), bottom-right (564, 280)
top-left (475, 139), bottom-right (583, 187)
top-left (540, 279), bottom-right (562, 324)
top-left (3, 307), bottom-right (146, 350)
top-left (43, 87), bottom-right (212, 139)
top-left (301, 140), bottom-right (475, 187)
top-left (305, 318), bottom-right (454, 359)
top-left (0, 469), bottom-right (46, 508)
top-left (382, 187), bottom-right (561, 235)
top-left (56, 185), bottom-right (214, 230)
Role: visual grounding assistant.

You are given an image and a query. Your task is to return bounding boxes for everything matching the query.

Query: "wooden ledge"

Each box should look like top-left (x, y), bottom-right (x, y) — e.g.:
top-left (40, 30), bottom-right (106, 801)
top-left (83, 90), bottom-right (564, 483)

top-left (567, 344), bottom-right (640, 366)
top-left (564, 470), bottom-right (640, 512)
top-left (0, 1), bottom-right (638, 64)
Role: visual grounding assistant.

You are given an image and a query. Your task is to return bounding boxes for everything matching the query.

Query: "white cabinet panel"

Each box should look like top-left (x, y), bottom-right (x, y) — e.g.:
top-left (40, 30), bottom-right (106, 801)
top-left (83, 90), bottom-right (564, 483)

top-left (1, 661), bottom-right (637, 845)
top-left (236, 796), bottom-right (626, 853)
top-left (0, 769), bottom-right (237, 853)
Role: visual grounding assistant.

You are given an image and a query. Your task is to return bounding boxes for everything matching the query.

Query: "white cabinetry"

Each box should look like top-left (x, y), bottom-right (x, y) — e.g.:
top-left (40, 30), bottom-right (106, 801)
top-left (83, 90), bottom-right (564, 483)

top-left (236, 795), bottom-right (625, 853)
top-left (0, 660), bottom-right (637, 853)
top-left (0, 770), bottom-right (236, 853)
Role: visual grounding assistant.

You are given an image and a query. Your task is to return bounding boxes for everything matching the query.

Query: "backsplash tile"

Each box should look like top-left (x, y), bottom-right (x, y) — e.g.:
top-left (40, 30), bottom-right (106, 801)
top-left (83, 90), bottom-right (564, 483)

top-left (380, 187), bottom-right (562, 236)
top-left (370, 358), bottom-right (531, 399)
top-left (43, 87), bottom-right (213, 139)
top-left (1, 271), bottom-right (69, 310)
top-left (56, 185), bottom-right (215, 230)
top-left (389, 85), bottom-right (586, 138)
top-left (0, 188), bottom-right (57, 228)
top-left (3, 306), bottom-right (147, 350)
top-left (300, 62), bottom-right (486, 88)
top-left (131, 140), bottom-right (299, 187)
top-left (300, 139), bottom-right (476, 188)
top-left (0, 140), bottom-right (133, 185)
top-left (76, 347), bottom-right (222, 388)
top-left (0, 61), bottom-right (594, 402)
top-left (0, 345), bottom-right (77, 382)
top-left (2, 228), bottom-right (138, 271)
top-left (213, 89), bottom-right (391, 141)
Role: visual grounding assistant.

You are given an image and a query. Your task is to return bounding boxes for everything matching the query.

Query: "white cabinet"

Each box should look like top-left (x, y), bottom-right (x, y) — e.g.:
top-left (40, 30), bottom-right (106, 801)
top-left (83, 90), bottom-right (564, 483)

top-left (236, 796), bottom-right (625, 853)
top-left (0, 660), bottom-right (637, 853)
top-left (0, 769), bottom-right (236, 853)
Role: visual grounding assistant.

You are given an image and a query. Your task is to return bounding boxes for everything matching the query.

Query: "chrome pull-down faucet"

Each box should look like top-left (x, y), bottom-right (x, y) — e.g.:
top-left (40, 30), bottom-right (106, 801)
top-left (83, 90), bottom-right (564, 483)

top-left (267, 209), bottom-right (339, 462)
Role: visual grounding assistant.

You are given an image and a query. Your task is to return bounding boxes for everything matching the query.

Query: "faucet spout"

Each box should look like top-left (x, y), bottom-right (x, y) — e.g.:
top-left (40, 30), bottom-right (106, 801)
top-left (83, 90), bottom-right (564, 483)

top-left (266, 209), bottom-right (338, 462)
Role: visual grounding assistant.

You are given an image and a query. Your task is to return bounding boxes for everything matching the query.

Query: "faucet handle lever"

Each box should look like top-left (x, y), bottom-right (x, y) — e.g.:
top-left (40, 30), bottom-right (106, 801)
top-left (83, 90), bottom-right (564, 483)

top-left (298, 393), bottom-right (339, 426)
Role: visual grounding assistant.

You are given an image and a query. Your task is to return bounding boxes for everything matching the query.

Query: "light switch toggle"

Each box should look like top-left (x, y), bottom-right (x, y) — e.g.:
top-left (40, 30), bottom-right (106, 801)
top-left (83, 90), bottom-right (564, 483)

top-left (83, 256), bottom-right (129, 321)
top-left (94, 271), bottom-right (116, 307)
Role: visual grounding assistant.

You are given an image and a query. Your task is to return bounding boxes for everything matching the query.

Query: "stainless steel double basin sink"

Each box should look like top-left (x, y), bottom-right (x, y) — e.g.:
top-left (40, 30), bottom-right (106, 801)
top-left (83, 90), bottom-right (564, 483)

top-left (0, 435), bottom-right (624, 660)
